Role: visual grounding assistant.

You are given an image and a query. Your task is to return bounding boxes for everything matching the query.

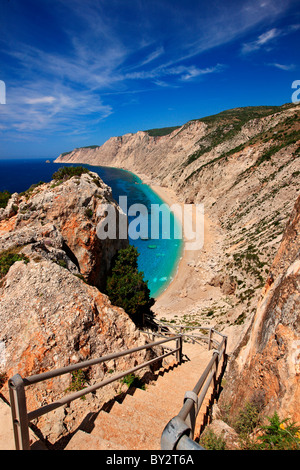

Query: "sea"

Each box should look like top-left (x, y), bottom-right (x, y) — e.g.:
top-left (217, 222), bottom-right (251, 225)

top-left (0, 158), bottom-right (183, 298)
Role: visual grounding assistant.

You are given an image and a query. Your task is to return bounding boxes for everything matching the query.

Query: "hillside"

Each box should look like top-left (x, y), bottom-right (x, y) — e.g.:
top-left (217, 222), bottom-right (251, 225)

top-left (56, 103), bottom-right (300, 337)
top-left (55, 103), bottom-right (300, 427)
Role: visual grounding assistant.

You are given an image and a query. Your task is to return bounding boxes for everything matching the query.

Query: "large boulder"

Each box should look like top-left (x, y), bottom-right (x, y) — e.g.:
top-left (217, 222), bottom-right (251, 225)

top-left (0, 171), bottom-right (152, 444)
top-left (0, 171), bottom-right (128, 290)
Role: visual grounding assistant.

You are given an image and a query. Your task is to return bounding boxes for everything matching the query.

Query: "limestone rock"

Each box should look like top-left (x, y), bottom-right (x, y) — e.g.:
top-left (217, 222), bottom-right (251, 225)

top-left (220, 195), bottom-right (300, 424)
top-left (0, 172), bottom-right (128, 290)
top-left (0, 172), bottom-right (151, 443)
top-left (201, 419), bottom-right (240, 450)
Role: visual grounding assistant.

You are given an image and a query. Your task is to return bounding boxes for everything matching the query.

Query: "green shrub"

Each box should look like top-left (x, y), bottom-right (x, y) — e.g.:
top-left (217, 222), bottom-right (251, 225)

top-left (20, 181), bottom-right (45, 198)
top-left (0, 248), bottom-right (29, 279)
top-left (234, 401), bottom-right (261, 437)
top-left (52, 166), bottom-right (89, 182)
top-left (106, 245), bottom-right (154, 324)
top-left (65, 369), bottom-right (88, 399)
top-left (120, 373), bottom-right (145, 390)
top-left (199, 429), bottom-right (226, 450)
top-left (85, 208), bottom-right (93, 219)
top-left (256, 412), bottom-right (300, 450)
top-left (145, 126), bottom-right (180, 137)
top-left (0, 190), bottom-right (11, 209)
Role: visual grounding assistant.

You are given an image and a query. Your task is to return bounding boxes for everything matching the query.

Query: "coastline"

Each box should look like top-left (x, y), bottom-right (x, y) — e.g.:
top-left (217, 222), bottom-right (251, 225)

top-left (54, 160), bottom-right (220, 321)
top-left (148, 183), bottom-right (218, 321)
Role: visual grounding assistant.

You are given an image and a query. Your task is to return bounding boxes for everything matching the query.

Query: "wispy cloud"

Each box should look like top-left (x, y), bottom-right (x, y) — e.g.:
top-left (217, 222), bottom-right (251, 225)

top-left (241, 23), bottom-right (300, 54)
top-left (25, 96), bottom-right (57, 105)
top-left (241, 28), bottom-right (280, 54)
top-left (268, 62), bottom-right (296, 71)
top-left (0, 0), bottom-right (298, 145)
top-left (0, 80), bottom-right (112, 137)
top-left (170, 64), bottom-right (225, 81)
top-left (138, 46), bottom-right (165, 68)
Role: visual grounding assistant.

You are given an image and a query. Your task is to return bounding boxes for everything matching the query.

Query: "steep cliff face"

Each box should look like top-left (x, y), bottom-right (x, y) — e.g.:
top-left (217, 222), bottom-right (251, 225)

top-left (0, 170), bottom-right (127, 290)
top-left (55, 105), bottom-right (299, 199)
top-left (55, 103), bottom-right (300, 425)
top-left (221, 195), bottom-right (300, 423)
top-left (56, 104), bottom-right (300, 342)
top-left (0, 171), bottom-right (150, 443)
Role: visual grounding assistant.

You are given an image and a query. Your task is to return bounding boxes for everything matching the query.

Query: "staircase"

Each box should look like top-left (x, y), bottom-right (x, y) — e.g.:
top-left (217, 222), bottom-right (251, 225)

top-left (65, 344), bottom-right (213, 450)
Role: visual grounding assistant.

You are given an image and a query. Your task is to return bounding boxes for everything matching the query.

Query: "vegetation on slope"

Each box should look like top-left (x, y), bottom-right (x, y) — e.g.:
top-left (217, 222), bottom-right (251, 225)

top-left (145, 126), bottom-right (181, 137)
top-left (0, 247), bottom-right (29, 280)
top-left (184, 104), bottom-right (299, 184)
top-left (0, 190), bottom-right (11, 209)
top-left (106, 245), bottom-right (154, 325)
top-left (60, 145), bottom-right (100, 158)
top-left (52, 166), bottom-right (90, 182)
top-left (184, 104), bottom-right (297, 170)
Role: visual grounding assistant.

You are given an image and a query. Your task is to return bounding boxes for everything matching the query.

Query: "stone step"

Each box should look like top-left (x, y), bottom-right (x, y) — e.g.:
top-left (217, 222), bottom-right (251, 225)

top-left (110, 399), bottom-right (168, 432)
top-left (121, 392), bottom-right (176, 423)
top-left (64, 344), bottom-right (215, 451)
top-left (92, 410), bottom-right (160, 450)
top-left (109, 399), bottom-right (170, 446)
top-left (65, 430), bottom-right (127, 451)
top-left (0, 399), bottom-right (47, 451)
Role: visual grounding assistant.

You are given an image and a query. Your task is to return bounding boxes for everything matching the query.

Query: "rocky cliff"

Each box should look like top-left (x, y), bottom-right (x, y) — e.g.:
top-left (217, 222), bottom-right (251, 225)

top-left (56, 103), bottom-right (300, 427)
top-left (0, 170), bottom-right (152, 444)
top-left (220, 194), bottom-right (300, 424)
top-left (56, 104), bottom-right (300, 338)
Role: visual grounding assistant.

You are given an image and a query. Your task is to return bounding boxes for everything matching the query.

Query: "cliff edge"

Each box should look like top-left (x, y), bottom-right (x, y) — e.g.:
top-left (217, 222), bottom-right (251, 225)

top-left (219, 194), bottom-right (300, 424)
top-left (0, 170), bottom-right (150, 444)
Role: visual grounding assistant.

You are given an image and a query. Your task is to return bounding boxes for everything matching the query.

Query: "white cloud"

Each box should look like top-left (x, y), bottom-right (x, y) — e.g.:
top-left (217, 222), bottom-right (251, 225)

top-left (269, 63), bottom-right (296, 71)
top-left (241, 28), bottom-right (280, 53)
top-left (25, 96), bottom-right (56, 105)
top-left (0, 0), bottom-right (297, 140)
top-left (0, 81), bottom-right (112, 137)
top-left (138, 46), bottom-right (165, 67)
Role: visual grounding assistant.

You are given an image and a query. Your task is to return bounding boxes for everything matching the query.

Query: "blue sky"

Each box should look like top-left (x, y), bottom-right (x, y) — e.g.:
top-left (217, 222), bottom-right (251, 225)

top-left (0, 0), bottom-right (299, 158)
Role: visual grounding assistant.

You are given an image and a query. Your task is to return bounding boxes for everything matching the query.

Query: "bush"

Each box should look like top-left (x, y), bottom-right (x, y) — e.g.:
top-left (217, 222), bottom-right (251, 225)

top-left (120, 373), bottom-right (145, 390)
top-left (256, 412), bottom-right (300, 450)
top-left (65, 369), bottom-right (88, 400)
top-left (106, 245), bottom-right (154, 324)
top-left (52, 166), bottom-right (89, 182)
top-left (234, 401), bottom-right (261, 437)
top-left (0, 248), bottom-right (29, 279)
top-left (199, 429), bottom-right (226, 450)
top-left (0, 190), bottom-right (11, 209)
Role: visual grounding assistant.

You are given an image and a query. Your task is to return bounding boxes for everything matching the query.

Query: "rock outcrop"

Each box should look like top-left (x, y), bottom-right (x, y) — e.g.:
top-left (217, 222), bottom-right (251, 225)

top-left (220, 194), bottom-right (300, 423)
top-left (0, 170), bottom-right (127, 290)
top-left (0, 171), bottom-right (152, 443)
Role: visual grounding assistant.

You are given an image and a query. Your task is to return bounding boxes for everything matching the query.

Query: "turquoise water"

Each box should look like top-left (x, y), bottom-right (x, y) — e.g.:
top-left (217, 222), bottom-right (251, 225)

top-left (0, 158), bottom-right (183, 298)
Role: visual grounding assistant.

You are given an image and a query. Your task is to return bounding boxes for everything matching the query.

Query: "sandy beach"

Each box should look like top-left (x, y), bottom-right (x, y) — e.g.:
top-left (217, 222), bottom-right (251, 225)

top-left (149, 183), bottom-right (221, 321)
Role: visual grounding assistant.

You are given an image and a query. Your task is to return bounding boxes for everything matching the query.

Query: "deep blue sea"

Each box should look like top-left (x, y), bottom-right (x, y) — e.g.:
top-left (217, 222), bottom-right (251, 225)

top-left (0, 158), bottom-right (183, 298)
